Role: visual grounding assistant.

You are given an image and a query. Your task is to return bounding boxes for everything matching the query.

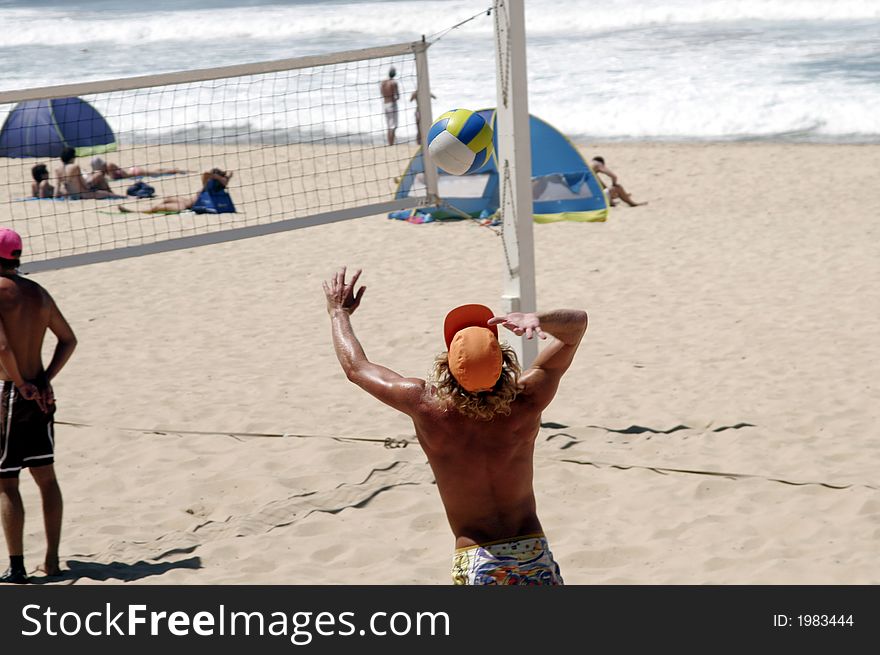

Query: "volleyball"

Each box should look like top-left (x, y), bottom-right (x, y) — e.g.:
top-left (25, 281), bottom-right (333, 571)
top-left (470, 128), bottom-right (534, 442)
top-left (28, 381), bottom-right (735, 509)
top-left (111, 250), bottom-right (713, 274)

top-left (426, 109), bottom-right (494, 175)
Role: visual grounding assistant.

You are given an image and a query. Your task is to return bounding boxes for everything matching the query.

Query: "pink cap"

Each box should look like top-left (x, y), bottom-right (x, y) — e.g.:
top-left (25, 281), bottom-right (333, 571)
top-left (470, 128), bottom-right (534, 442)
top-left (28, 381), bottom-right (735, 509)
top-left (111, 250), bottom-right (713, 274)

top-left (0, 228), bottom-right (23, 260)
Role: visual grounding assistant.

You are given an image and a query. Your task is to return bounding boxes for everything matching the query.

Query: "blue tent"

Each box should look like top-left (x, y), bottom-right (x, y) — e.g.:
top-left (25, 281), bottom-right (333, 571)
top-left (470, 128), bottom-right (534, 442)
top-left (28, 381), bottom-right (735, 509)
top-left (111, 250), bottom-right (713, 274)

top-left (0, 97), bottom-right (116, 158)
top-left (394, 109), bottom-right (608, 223)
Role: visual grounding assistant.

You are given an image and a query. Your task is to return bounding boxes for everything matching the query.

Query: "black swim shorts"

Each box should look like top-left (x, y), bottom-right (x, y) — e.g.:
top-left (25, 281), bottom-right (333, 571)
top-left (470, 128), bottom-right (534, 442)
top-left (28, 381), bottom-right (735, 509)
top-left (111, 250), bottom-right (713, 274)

top-left (0, 381), bottom-right (55, 478)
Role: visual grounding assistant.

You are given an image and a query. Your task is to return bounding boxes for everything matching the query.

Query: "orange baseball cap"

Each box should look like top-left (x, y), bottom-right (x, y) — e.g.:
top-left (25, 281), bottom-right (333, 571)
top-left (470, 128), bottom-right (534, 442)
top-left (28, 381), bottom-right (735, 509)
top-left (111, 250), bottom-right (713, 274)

top-left (444, 303), bottom-right (497, 348)
top-left (444, 304), bottom-right (502, 393)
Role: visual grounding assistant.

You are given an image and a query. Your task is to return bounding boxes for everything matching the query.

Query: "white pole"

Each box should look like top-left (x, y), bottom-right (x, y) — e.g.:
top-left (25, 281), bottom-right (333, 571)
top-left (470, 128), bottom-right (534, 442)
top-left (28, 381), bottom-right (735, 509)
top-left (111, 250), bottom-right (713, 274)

top-left (414, 37), bottom-right (439, 203)
top-left (493, 0), bottom-right (537, 367)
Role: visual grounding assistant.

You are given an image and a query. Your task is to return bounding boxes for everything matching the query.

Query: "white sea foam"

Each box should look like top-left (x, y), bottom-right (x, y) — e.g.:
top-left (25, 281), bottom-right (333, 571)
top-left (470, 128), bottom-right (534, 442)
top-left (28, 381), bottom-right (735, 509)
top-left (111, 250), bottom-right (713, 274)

top-left (1, 0), bottom-right (879, 141)
top-left (2, 0), bottom-right (878, 47)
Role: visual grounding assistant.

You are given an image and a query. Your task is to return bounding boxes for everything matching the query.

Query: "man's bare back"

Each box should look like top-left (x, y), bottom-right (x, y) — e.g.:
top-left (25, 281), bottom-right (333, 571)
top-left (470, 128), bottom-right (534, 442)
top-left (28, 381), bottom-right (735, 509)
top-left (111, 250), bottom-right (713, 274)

top-left (0, 242), bottom-right (77, 405)
top-left (0, 275), bottom-right (53, 383)
top-left (380, 78), bottom-right (399, 103)
top-left (409, 381), bottom-right (544, 548)
top-left (54, 161), bottom-right (91, 198)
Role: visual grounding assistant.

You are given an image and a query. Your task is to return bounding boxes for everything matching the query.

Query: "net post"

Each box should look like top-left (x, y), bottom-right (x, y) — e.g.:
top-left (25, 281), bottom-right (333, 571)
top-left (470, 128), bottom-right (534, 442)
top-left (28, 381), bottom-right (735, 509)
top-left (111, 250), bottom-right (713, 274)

top-left (414, 37), bottom-right (439, 203)
top-left (493, 0), bottom-right (537, 368)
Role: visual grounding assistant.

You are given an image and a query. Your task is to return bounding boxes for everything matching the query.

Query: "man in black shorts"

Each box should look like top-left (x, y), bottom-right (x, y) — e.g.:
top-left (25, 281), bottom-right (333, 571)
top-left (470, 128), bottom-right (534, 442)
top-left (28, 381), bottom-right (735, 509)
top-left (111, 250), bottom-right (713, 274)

top-left (0, 228), bottom-right (77, 583)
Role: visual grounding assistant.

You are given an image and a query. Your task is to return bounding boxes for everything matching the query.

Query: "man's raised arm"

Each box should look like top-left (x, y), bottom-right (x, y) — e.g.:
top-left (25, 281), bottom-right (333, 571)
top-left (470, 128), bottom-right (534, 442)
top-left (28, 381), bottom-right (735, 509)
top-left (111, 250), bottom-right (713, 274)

top-left (0, 282), bottom-right (47, 410)
top-left (490, 309), bottom-right (588, 409)
top-left (324, 267), bottom-right (424, 415)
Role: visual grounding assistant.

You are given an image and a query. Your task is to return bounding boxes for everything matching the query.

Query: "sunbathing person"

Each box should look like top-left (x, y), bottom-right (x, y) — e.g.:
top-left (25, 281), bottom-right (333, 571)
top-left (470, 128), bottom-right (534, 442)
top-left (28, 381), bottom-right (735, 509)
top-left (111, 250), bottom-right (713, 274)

top-left (91, 157), bottom-right (186, 181)
top-left (117, 169), bottom-right (232, 214)
top-left (54, 148), bottom-right (121, 200)
top-left (30, 164), bottom-right (54, 198)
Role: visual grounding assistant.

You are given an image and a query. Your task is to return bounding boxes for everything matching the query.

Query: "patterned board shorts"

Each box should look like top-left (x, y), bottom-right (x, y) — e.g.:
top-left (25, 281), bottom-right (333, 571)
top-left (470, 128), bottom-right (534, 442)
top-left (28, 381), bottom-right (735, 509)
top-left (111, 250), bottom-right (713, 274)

top-left (452, 533), bottom-right (564, 585)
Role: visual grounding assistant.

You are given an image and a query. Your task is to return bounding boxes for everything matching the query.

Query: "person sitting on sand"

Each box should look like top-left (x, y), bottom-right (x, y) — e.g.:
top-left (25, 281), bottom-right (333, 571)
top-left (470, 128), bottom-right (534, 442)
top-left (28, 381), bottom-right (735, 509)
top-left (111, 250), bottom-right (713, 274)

top-left (324, 267), bottom-right (588, 585)
top-left (590, 156), bottom-right (646, 207)
top-left (54, 147), bottom-right (120, 200)
top-left (30, 164), bottom-right (54, 199)
top-left (90, 157), bottom-right (186, 182)
top-left (117, 169), bottom-right (232, 214)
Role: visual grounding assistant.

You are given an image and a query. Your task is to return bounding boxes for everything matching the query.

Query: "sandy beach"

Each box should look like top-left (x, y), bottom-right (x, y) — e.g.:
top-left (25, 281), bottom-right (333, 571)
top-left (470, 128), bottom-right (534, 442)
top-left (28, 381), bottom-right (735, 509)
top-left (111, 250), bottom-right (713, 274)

top-left (4, 141), bottom-right (879, 584)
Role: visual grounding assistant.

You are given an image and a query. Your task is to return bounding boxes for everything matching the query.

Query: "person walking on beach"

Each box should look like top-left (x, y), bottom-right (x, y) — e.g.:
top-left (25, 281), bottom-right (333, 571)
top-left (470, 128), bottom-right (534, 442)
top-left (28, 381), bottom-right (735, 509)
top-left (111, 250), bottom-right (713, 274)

top-left (324, 267), bottom-right (588, 585)
top-left (380, 67), bottom-right (400, 146)
top-left (0, 229), bottom-right (77, 584)
top-left (590, 156), bottom-right (646, 207)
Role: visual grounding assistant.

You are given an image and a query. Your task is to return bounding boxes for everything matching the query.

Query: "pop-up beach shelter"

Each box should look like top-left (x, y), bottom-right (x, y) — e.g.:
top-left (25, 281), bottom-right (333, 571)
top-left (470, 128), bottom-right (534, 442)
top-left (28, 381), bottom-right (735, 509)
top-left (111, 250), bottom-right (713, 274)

top-left (394, 109), bottom-right (608, 223)
top-left (0, 97), bottom-right (116, 158)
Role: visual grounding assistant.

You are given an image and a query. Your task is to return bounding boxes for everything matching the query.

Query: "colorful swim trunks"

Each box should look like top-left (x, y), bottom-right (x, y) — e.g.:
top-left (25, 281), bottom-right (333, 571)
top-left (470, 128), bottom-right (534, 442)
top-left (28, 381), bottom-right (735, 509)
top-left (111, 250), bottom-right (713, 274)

top-left (0, 381), bottom-right (56, 478)
top-left (452, 533), bottom-right (564, 585)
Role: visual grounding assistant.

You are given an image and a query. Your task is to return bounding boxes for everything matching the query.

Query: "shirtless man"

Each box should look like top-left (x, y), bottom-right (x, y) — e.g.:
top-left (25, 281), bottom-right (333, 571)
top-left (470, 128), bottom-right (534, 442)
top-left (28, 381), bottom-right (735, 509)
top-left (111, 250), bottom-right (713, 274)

top-left (0, 229), bottom-right (77, 584)
top-left (54, 147), bottom-right (119, 199)
top-left (324, 267), bottom-right (588, 585)
top-left (90, 157), bottom-right (185, 181)
top-left (590, 156), bottom-right (647, 207)
top-left (380, 67), bottom-right (400, 146)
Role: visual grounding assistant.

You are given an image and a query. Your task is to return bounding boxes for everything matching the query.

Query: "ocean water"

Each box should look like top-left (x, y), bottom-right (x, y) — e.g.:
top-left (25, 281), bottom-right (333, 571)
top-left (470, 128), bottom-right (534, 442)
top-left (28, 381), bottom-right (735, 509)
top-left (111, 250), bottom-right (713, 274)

top-left (1, 0), bottom-right (879, 142)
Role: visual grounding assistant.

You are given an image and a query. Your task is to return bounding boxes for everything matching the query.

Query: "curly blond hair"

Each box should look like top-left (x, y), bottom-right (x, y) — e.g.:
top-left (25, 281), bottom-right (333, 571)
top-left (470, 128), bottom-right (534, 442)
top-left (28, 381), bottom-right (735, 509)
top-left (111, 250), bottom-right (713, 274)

top-left (431, 343), bottom-right (522, 421)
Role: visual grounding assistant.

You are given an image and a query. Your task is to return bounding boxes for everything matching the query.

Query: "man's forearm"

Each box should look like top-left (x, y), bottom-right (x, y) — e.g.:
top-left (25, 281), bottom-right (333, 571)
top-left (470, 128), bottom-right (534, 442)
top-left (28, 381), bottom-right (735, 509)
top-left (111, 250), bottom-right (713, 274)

top-left (536, 310), bottom-right (588, 345)
top-left (45, 340), bottom-right (76, 382)
top-left (330, 309), bottom-right (369, 377)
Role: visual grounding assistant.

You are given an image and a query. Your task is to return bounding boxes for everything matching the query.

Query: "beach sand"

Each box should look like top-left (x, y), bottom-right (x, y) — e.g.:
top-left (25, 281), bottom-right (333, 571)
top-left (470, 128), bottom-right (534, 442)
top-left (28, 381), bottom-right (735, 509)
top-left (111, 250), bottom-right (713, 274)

top-left (5, 141), bottom-right (879, 584)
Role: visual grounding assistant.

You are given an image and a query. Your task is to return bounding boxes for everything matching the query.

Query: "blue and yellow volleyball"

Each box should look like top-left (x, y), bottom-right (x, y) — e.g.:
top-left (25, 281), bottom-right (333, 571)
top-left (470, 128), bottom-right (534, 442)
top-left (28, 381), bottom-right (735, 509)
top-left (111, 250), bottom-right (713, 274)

top-left (426, 109), bottom-right (494, 175)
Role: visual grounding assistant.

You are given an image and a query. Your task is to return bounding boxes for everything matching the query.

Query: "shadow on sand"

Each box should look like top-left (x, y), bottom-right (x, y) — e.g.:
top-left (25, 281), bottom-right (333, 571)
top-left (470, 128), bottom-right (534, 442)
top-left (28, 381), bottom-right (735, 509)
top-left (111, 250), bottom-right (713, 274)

top-left (26, 556), bottom-right (201, 584)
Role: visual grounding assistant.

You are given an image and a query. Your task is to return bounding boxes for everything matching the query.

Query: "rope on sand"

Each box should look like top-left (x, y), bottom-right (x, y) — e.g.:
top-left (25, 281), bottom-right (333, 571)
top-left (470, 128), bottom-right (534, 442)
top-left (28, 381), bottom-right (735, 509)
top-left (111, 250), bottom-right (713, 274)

top-left (55, 420), bottom-right (413, 449)
top-left (55, 421), bottom-right (877, 490)
top-left (558, 457), bottom-right (878, 491)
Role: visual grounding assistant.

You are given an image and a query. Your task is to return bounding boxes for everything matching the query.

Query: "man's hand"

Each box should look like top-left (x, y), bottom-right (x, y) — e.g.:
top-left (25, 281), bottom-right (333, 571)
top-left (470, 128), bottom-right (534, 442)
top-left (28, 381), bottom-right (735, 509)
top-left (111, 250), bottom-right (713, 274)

top-left (488, 312), bottom-right (547, 340)
top-left (42, 382), bottom-right (55, 411)
top-left (18, 381), bottom-right (48, 413)
top-left (323, 267), bottom-right (366, 316)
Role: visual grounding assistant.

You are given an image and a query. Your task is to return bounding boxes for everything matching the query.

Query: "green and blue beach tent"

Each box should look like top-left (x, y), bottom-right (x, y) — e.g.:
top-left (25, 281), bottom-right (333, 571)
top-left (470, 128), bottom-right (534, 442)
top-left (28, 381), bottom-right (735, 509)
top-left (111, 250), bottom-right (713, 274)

top-left (0, 97), bottom-right (116, 158)
top-left (394, 109), bottom-right (608, 223)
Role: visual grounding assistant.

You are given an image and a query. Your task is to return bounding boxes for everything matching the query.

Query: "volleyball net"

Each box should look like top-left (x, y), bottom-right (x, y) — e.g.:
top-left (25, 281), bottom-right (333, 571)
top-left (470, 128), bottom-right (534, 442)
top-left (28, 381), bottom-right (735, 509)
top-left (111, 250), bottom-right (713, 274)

top-left (0, 41), bottom-right (437, 273)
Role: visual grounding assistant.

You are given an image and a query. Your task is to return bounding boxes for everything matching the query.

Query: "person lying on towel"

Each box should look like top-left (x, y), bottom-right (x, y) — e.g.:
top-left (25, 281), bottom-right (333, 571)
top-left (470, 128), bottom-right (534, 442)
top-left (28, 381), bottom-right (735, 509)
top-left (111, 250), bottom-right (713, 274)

top-left (117, 169), bottom-right (233, 214)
